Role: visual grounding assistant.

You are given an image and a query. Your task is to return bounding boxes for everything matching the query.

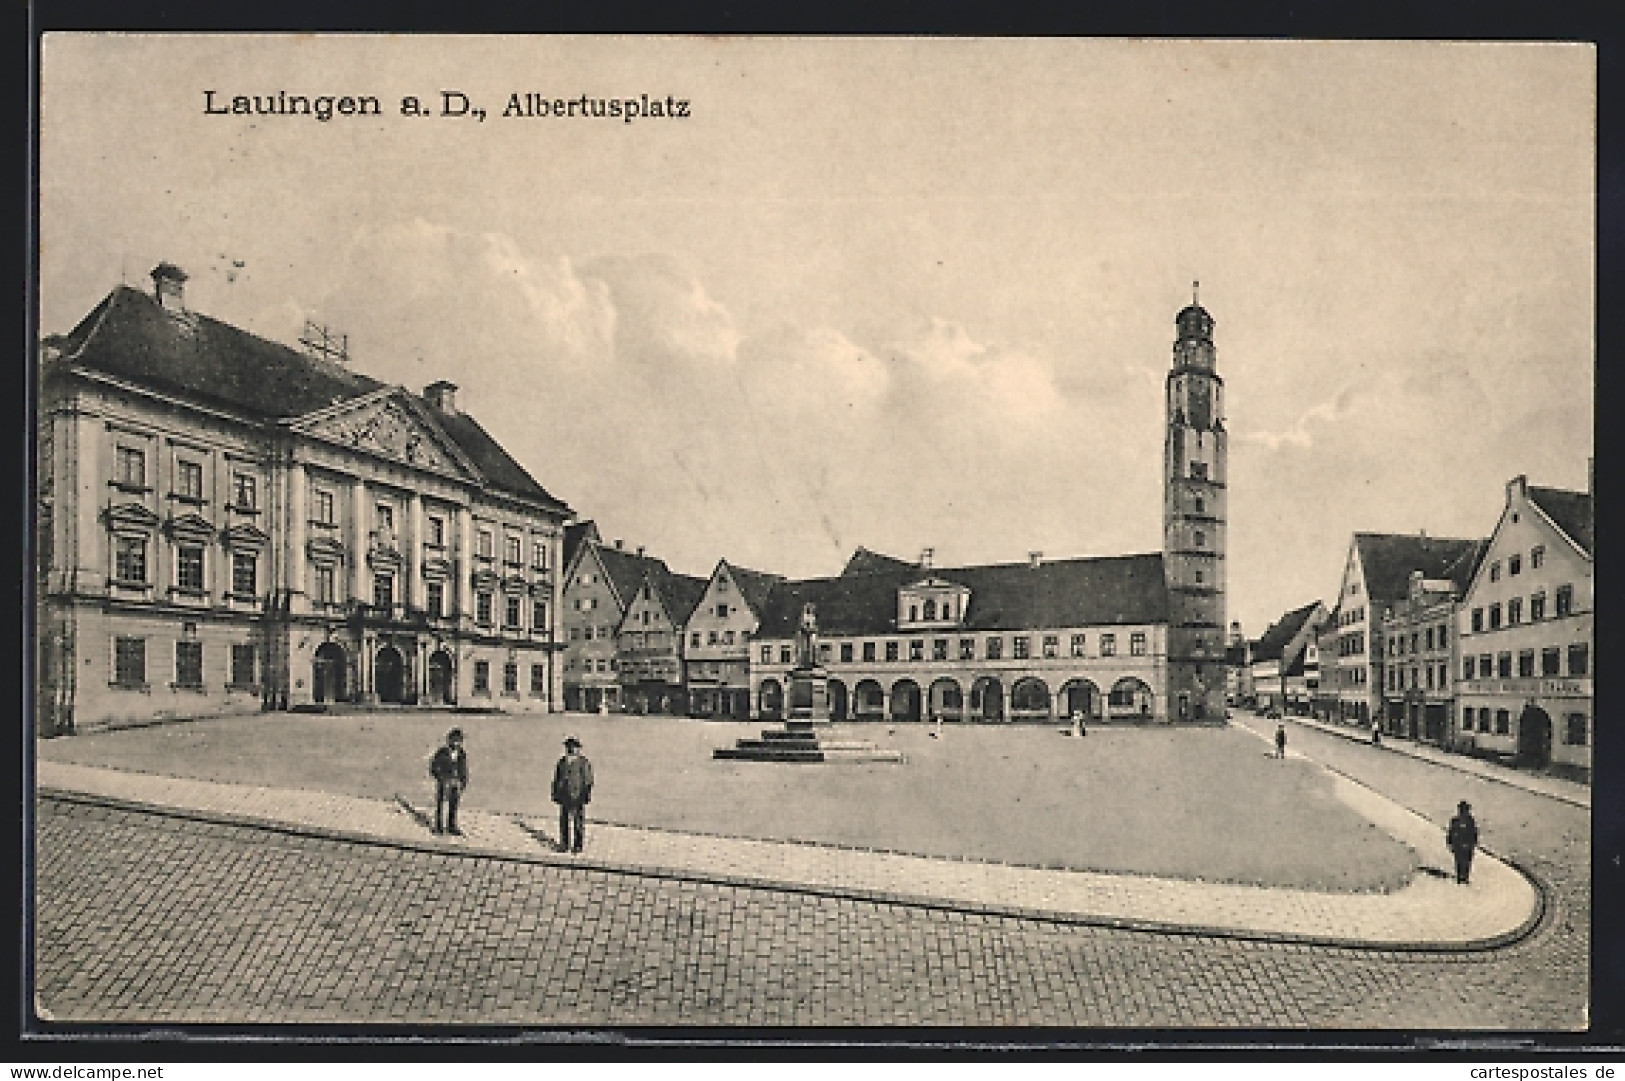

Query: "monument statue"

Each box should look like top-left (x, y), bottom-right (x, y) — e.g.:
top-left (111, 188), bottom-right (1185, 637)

top-left (796, 602), bottom-right (819, 669)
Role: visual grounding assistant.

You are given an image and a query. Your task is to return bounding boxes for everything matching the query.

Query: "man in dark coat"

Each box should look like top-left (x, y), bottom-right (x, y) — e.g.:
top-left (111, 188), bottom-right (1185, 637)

top-left (430, 728), bottom-right (469, 835)
top-left (552, 735), bottom-right (594, 853)
top-left (1446, 800), bottom-right (1479, 884)
top-left (1274, 724), bottom-right (1287, 759)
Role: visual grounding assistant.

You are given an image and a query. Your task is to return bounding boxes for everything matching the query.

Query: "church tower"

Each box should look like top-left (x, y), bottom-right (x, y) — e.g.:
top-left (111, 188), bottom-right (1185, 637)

top-left (1163, 284), bottom-right (1228, 721)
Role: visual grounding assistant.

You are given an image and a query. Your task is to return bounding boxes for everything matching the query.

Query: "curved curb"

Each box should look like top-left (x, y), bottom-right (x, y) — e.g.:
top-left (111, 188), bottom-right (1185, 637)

top-left (38, 784), bottom-right (1546, 954)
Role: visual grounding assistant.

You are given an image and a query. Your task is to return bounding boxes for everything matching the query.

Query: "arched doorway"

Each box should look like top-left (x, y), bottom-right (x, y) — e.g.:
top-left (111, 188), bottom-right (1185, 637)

top-left (890, 679), bottom-right (922, 722)
top-left (928, 677), bottom-right (963, 722)
top-left (828, 679), bottom-right (849, 721)
top-left (852, 680), bottom-right (885, 721)
top-left (1010, 677), bottom-right (1052, 722)
top-left (313, 642), bottom-right (347, 703)
top-left (1109, 677), bottom-right (1154, 719)
top-left (759, 679), bottom-right (784, 720)
top-left (1517, 705), bottom-right (1553, 768)
top-left (375, 645), bottom-right (406, 704)
top-left (971, 677), bottom-right (1004, 722)
top-left (427, 650), bottom-right (454, 705)
top-left (1060, 678), bottom-right (1101, 719)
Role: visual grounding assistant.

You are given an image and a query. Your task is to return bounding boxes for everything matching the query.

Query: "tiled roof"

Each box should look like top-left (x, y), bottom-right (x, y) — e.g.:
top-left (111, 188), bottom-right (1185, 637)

top-left (1353, 533), bottom-right (1484, 604)
top-left (841, 547), bottom-right (918, 577)
top-left (1529, 486), bottom-right (1594, 557)
top-left (724, 563), bottom-right (786, 620)
top-left (1252, 601), bottom-right (1323, 663)
top-left (49, 284), bottom-right (568, 510)
top-left (757, 551), bottom-right (1169, 637)
top-left (563, 522), bottom-right (600, 572)
top-left (651, 567), bottom-right (709, 627)
top-left (596, 545), bottom-right (671, 610)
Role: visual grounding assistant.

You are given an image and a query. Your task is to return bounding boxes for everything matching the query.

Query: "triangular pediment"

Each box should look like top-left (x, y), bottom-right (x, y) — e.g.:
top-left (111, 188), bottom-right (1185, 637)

top-left (288, 388), bottom-right (482, 482)
top-left (222, 522), bottom-right (271, 550)
top-left (166, 511), bottom-right (217, 544)
top-left (105, 502), bottom-right (160, 533)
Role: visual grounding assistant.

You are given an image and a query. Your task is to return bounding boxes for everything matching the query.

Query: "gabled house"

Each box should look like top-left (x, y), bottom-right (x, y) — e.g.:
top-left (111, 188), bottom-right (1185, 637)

top-left (617, 564), bottom-right (707, 714)
top-left (1455, 473), bottom-right (1593, 776)
top-left (682, 559), bottom-right (784, 718)
top-left (558, 536), bottom-right (667, 713)
top-left (1248, 600), bottom-right (1327, 714)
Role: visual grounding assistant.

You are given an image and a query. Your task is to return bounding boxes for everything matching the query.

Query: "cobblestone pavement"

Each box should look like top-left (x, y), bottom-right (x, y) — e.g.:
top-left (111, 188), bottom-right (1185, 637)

top-left (34, 739), bottom-right (1588, 1030)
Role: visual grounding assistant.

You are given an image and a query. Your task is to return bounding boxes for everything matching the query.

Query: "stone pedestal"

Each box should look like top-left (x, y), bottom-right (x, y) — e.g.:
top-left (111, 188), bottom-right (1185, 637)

top-left (787, 663), bottom-right (830, 723)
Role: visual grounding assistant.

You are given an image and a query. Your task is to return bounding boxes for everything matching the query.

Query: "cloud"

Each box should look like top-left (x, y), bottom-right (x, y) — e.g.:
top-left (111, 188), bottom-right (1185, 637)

top-left (1235, 385), bottom-right (1360, 451)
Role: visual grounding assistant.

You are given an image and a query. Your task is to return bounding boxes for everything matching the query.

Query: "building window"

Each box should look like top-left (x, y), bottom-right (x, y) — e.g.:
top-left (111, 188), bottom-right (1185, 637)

top-left (960, 638), bottom-right (976, 660)
top-left (1565, 713), bottom-right (1588, 746)
top-left (428, 515), bottom-right (446, 547)
top-left (1437, 625), bottom-right (1447, 649)
top-left (532, 540), bottom-right (547, 570)
top-left (473, 661), bottom-right (490, 695)
top-left (1194, 495), bottom-right (1205, 513)
top-left (908, 605), bottom-right (918, 622)
top-left (1100, 633), bottom-right (1116, 657)
top-left (1508, 553), bottom-right (1521, 576)
top-left (1479, 653), bottom-right (1491, 677)
top-left (232, 472), bottom-right (256, 511)
top-left (1489, 561), bottom-right (1501, 583)
top-left (1424, 628), bottom-right (1434, 651)
top-left (505, 535), bottom-right (522, 566)
top-left (984, 637), bottom-right (1002, 660)
top-left (373, 573), bottom-right (394, 611)
top-left (1471, 608), bottom-right (1483, 633)
top-left (1517, 650), bottom-right (1534, 678)
top-left (1410, 632), bottom-right (1419, 654)
top-left (231, 643), bottom-right (256, 687)
top-left (1194, 530), bottom-right (1205, 548)
top-left (503, 662), bottom-right (519, 694)
top-left (761, 645), bottom-right (772, 664)
top-left (1496, 652), bottom-right (1512, 679)
top-left (1478, 708), bottom-right (1491, 733)
top-left (314, 489), bottom-right (335, 525)
top-left (477, 529), bottom-right (494, 559)
top-left (1555, 585), bottom-right (1573, 617)
top-left (1495, 710), bottom-right (1510, 735)
top-left (1462, 706), bottom-right (1473, 731)
top-left (115, 446), bottom-right (147, 488)
top-left (533, 599), bottom-right (548, 630)
top-left (1011, 636), bottom-right (1030, 660)
top-left (932, 639), bottom-right (949, 661)
top-left (531, 664), bottom-right (547, 694)
top-left (1508, 598), bottom-right (1522, 625)
top-left (885, 641), bottom-right (899, 662)
top-left (176, 545), bottom-right (204, 591)
top-left (569, 627), bottom-right (580, 641)
top-left (705, 629), bottom-right (718, 646)
top-left (505, 595), bottom-right (522, 628)
top-left (841, 643), bottom-right (854, 662)
top-left (314, 564), bottom-right (336, 605)
top-left (780, 646), bottom-right (793, 664)
top-left (1130, 632), bottom-right (1147, 656)
top-left (376, 503), bottom-right (394, 531)
top-left (476, 592), bottom-right (493, 626)
top-left (231, 551), bottom-right (257, 596)
top-left (1488, 604), bottom-right (1501, 630)
top-left (114, 535), bottom-right (148, 584)
top-left (1189, 461), bottom-right (1208, 480)
top-left (923, 599), bottom-right (937, 620)
top-left (863, 641), bottom-right (877, 662)
top-left (716, 604), bottom-right (729, 618)
top-left (1530, 592), bottom-right (1546, 621)
top-left (113, 636), bottom-right (146, 686)
top-left (819, 644), bottom-right (833, 663)
top-left (1463, 656), bottom-right (1475, 681)
top-left (1070, 634), bottom-right (1086, 658)
top-left (426, 580), bottom-right (444, 618)
top-left (174, 641), bottom-right (203, 688)
top-left (1425, 665), bottom-right (1434, 691)
top-left (176, 459), bottom-right (204, 500)
top-left (1541, 647), bottom-right (1561, 676)
top-left (1568, 643), bottom-right (1589, 677)
top-left (1531, 545), bottom-right (1545, 570)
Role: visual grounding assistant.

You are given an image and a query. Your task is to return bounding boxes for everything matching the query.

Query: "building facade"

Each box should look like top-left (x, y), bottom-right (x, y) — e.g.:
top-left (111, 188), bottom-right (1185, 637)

top-left (558, 537), bottom-right (665, 713)
top-left (617, 566), bottom-right (706, 714)
top-left (37, 266), bottom-right (571, 733)
top-left (1378, 571), bottom-right (1459, 745)
top-left (682, 560), bottom-right (784, 719)
top-left (1248, 600), bottom-right (1326, 714)
top-left (1454, 474), bottom-right (1593, 776)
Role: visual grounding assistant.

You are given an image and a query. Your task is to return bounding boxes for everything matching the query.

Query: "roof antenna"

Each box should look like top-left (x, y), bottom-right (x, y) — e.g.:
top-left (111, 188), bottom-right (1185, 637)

top-left (1193, 279), bottom-right (1200, 306)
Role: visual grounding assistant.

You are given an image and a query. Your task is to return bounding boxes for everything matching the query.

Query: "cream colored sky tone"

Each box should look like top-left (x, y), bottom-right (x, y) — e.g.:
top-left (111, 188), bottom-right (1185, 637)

top-left (39, 36), bottom-right (1594, 634)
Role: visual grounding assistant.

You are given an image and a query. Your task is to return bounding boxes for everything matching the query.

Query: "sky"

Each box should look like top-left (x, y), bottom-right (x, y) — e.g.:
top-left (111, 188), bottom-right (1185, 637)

top-left (38, 36), bottom-right (1594, 636)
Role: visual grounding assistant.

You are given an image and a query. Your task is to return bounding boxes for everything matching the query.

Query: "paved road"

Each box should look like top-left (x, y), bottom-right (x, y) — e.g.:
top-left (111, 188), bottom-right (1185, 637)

top-left (34, 721), bottom-right (1589, 1028)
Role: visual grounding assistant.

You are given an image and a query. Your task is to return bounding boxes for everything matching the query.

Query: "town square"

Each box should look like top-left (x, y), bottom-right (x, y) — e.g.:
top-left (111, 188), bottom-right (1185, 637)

top-left (31, 37), bottom-right (1592, 1033)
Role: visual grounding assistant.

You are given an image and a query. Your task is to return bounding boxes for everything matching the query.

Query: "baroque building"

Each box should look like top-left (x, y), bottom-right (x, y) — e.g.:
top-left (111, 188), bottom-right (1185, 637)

top-left (37, 265), bottom-right (572, 732)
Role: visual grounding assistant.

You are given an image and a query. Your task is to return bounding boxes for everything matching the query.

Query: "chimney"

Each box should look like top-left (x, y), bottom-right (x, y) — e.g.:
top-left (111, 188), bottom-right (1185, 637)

top-left (151, 263), bottom-right (188, 313)
top-left (920, 547), bottom-right (934, 570)
top-left (613, 539), bottom-right (624, 550)
top-left (1507, 474), bottom-right (1528, 504)
top-left (1028, 551), bottom-right (1043, 569)
top-left (636, 546), bottom-right (645, 558)
top-left (1418, 528), bottom-right (1427, 542)
top-left (1229, 620), bottom-right (1242, 646)
top-left (423, 380), bottom-right (458, 415)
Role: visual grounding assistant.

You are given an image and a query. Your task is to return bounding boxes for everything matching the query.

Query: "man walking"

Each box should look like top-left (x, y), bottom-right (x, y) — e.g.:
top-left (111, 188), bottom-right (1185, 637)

top-left (1446, 800), bottom-right (1479, 884)
top-left (1274, 723), bottom-right (1287, 759)
top-left (430, 727), bottom-right (468, 836)
top-left (552, 735), bottom-right (594, 853)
